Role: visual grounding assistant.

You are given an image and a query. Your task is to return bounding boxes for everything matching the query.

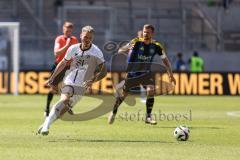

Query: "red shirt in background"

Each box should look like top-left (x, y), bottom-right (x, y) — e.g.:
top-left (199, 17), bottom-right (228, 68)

top-left (54, 35), bottom-right (78, 64)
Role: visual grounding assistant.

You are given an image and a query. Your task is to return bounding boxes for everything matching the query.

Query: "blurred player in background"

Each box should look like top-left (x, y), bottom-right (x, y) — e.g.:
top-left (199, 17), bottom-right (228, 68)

top-left (188, 51), bottom-right (204, 73)
top-left (38, 26), bottom-right (107, 135)
top-left (175, 52), bottom-right (186, 71)
top-left (108, 24), bottom-right (176, 125)
top-left (44, 21), bottom-right (78, 117)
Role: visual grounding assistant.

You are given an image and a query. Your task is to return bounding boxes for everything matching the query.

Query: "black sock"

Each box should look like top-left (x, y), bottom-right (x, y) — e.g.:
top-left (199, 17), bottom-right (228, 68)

top-left (113, 97), bottom-right (123, 114)
top-left (45, 93), bottom-right (54, 114)
top-left (146, 97), bottom-right (154, 117)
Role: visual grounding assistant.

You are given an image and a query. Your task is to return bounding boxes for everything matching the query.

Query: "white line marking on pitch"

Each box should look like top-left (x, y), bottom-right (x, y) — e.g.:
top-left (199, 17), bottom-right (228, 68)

top-left (227, 111), bottom-right (240, 117)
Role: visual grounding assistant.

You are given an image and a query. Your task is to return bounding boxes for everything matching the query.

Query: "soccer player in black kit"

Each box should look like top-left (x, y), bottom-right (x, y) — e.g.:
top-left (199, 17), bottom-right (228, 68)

top-left (108, 24), bottom-right (176, 125)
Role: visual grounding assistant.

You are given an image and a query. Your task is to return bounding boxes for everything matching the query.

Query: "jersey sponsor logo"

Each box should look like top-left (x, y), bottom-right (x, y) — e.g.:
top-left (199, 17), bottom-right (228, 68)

top-left (76, 58), bottom-right (85, 67)
top-left (137, 54), bottom-right (151, 61)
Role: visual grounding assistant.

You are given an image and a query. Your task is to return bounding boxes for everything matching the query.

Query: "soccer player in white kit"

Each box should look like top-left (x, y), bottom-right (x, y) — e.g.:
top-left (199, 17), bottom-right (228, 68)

top-left (38, 26), bottom-right (107, 135)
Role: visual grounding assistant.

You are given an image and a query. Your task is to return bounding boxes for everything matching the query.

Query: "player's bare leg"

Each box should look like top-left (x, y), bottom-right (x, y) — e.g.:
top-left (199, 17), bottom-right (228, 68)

top-left (114, 80), bottom-right (125, 97)
top-left (145, 85), bottom-right (157, 125)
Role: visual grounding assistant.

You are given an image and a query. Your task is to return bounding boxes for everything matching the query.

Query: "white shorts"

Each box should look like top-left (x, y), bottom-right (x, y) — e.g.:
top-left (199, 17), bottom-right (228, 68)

top-left (61, 85), bottom-right (86, 96)
top-left (61, 85), bottom-right (86, 108)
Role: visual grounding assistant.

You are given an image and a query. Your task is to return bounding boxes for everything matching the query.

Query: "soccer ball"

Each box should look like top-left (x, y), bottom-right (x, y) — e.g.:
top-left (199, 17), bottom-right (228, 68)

top-left (173, 125), bottom-right (190, 141)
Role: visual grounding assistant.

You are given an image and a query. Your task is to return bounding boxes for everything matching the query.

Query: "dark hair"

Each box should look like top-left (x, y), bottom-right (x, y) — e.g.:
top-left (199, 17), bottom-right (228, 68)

top-left (177, 52), bottom-right (183, 58)
top-left (143, 24), bottom-right (155, 33)
top-left (193, 51), bottom-right (199, 57)
top-left (63, 21), bottom-right (74, 28)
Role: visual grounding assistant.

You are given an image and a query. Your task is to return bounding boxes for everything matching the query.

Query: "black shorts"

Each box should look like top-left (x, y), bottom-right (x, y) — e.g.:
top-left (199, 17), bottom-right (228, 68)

top-left (123, 72), bottom-right (155, 92)
top-left (50, 63), bottom-right (69, 86)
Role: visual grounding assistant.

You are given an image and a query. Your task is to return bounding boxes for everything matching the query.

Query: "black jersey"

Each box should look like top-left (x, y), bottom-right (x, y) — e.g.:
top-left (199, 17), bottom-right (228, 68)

top-left (127, 38), bottom-right (165, 77)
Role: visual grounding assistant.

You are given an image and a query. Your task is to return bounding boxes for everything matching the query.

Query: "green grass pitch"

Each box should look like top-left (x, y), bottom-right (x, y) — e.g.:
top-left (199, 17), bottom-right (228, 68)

top-left (0, 95), bottom-right (240, 160)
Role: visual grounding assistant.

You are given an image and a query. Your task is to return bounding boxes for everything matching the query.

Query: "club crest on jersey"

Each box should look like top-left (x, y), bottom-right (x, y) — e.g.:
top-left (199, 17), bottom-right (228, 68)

top-left (150, 49), bottom-right (155, 54)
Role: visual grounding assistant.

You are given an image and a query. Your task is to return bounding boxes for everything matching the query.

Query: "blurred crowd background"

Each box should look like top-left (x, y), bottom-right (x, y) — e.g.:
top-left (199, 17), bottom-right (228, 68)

top-left (0, 0), bottom-right (240, 72)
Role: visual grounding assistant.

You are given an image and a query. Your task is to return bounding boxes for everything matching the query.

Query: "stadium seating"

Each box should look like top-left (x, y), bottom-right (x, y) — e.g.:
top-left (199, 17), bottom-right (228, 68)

top-left (0, 0), bottom-right (240, 70)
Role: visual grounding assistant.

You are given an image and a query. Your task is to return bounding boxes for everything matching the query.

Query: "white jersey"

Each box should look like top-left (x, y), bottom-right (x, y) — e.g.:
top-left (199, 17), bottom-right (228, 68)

top-left (63, 43), bottom-right (105, 86)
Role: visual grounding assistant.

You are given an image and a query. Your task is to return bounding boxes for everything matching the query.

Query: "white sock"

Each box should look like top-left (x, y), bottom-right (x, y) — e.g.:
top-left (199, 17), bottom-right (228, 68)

top-left (42, 108), bottom-right (57, 131)
top-left (42, 100), bottom-right (65, 130)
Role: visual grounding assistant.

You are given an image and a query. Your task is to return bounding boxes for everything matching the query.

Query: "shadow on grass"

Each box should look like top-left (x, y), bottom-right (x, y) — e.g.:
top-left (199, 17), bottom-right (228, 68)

top-left (190, 126), bottom-right (223, 130)
top-left (48, 138), bottom-right (174, 144)
top-left (157, 126), bottom-right (223, 130)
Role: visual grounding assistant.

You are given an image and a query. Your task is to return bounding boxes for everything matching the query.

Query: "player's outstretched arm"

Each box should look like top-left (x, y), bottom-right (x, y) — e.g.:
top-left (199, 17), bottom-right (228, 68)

top-left (93, 63), bottom-right (107, 82)
top-left (118, 44), bottom-right (130, 54)
top-left (162, 56), bottom-right (176, 85)
top-left (82, 63), bottom-right (107, 88)
top-left (47, 59), bottom-right (68, 87)
top-left (118, 38), bottom-right (139, 54)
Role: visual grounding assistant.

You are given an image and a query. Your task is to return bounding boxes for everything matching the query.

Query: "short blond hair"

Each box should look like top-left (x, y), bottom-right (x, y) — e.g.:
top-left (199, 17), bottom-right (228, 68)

top-left (82, 25), bottom-right (95, 33)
